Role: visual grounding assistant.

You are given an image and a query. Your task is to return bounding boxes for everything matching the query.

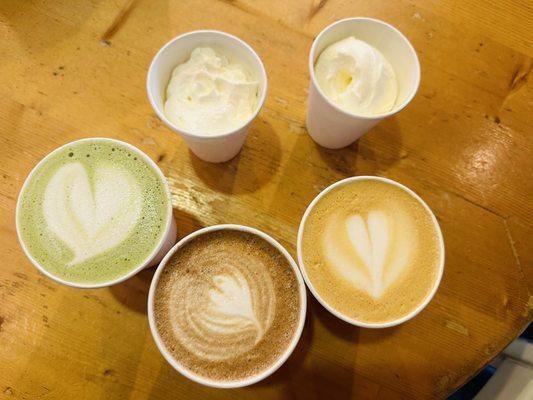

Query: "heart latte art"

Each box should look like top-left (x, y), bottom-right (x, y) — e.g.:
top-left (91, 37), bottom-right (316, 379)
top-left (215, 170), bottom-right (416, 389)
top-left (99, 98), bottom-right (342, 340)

top-left (324, 210), bottom-right (411, 298)
top-left (168, 250), bottom-right (276, 361)
top-left (153, 230), bottom-right (302, 383)
top-left (44, 162), bottom-right (142, 266)
top-left (17, 139), bottom-right (170, 285)
top-left (301, 179), bottom-right (442, 324)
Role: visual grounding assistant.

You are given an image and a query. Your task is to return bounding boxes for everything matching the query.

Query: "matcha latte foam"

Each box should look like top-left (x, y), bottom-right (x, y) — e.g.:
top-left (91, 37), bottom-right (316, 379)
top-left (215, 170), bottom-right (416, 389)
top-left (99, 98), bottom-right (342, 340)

top-left (17, 138), bottom-right (171, 286)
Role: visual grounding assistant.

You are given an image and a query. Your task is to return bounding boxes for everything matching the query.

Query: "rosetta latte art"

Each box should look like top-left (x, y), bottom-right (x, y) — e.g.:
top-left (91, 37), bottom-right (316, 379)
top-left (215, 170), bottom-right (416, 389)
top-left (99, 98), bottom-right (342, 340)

top-left (324, 210), bottom-right (412, 298)
top-left (169, 250), bottom-right (276, 361)
top-left (43, 162), bottom-right (142, 266)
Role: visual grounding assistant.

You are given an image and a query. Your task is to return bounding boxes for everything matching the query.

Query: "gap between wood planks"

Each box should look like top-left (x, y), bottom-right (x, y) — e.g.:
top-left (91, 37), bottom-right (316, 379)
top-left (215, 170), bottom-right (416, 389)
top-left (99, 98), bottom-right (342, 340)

top-left (500, 57), bottom-right (532, 111)
top-left (309, 0), bottom-right (328, 19)
top-left (100, 0), bottom-right (138, 46)
top-left (503, 218), bottom-right (532, 300)
top-left (404, 173), bottom-right (531, 298)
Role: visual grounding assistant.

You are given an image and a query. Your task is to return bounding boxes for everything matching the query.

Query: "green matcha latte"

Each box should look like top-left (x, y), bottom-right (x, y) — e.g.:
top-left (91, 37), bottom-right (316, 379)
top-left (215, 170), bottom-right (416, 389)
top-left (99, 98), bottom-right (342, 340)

top-left (17, 138), bottom-right (171, 286)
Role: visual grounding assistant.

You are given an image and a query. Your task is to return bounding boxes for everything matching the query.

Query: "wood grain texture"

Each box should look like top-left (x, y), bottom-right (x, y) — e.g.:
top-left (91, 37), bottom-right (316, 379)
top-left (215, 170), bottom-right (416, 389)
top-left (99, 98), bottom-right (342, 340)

top-left (0, 0), bottom-right (531, 399)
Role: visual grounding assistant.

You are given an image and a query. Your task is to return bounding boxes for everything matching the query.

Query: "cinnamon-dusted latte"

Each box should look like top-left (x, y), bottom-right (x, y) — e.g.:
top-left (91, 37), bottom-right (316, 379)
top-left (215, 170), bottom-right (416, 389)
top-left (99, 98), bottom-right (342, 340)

top-left (152, 229), bottom-right (302, 384)
top-left (300, 178), bottom-right (443, 325)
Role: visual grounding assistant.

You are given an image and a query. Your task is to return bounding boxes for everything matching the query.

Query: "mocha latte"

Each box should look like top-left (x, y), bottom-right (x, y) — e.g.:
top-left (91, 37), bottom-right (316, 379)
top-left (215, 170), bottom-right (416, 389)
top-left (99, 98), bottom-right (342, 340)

top-left (152, 229), bottom-right (303, 384)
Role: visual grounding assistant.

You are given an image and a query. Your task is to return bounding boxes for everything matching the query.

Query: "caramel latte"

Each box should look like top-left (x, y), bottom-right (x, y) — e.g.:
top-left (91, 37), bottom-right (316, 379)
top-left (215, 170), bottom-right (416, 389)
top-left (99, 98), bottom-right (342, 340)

top-left (299, 178), bottom-right (443, 325)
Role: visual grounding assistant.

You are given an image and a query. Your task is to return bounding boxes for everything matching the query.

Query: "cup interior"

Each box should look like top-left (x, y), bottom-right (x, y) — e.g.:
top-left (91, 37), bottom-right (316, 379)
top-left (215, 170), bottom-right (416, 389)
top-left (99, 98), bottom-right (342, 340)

top-left (296, 176), bottom-right (445, 328)
top-left (147, 30), bottom-right (267, 138)
top-left (310, 18), bottom-right (420, 115)
top-left (147, 224), bottom-right (307, 388)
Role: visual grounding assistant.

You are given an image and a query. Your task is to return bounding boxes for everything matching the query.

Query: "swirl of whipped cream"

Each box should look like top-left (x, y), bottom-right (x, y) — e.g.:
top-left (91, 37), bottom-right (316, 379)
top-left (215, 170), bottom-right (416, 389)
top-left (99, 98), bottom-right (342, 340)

top-left (43, 162), bottom-right (141, 266)
top-left (164, 46), bottom-right (259, 135)
top-left (314, 37), bottom-right (398, 116)
top-left (169, 249), bottom-right (276, 361)
top-left (323, 210), bottom-right (412, 298)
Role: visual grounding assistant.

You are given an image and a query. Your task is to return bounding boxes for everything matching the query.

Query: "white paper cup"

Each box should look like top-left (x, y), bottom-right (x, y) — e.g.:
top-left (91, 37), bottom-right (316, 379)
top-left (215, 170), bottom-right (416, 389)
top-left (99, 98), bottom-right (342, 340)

top-left (15, 137), bottom-right (177, 289)
top-left (307, 18), bottom-right (421, 149)
top-left (148, 224), bottom-right (307, 388)
top-left (147, 30), bottom-right (268, 163)
top-left (297, 176), bottom-right (445, 328)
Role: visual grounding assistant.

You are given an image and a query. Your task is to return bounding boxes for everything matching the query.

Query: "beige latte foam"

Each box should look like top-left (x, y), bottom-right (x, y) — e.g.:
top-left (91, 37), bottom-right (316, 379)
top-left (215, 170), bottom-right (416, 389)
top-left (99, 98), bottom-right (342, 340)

top-left (153, 230), bottom-right (301, 383)
top-left (301, 180), bottom-right (441, 324)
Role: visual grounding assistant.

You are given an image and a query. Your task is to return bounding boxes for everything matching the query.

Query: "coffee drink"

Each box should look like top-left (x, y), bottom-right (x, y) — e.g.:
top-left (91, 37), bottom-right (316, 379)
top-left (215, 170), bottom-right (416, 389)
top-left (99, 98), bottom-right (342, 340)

top-left (152, 229), bottom-right (302, 383)
top-left (17, 138), bottom-right (171, 285)
top-left (300, 178), bottom-right (442, 324)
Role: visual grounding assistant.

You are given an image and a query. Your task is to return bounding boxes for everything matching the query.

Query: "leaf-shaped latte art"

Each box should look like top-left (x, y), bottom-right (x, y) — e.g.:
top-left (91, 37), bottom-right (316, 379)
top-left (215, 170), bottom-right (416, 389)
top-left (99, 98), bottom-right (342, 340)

top-left (169, 250), bottom-right (276, 361)
top-left (323, 210), bottom-right (411, 298)
top-left (43, 162), bottom-right (142, 266)
top-left (208, 275), bottom-right (264, 341)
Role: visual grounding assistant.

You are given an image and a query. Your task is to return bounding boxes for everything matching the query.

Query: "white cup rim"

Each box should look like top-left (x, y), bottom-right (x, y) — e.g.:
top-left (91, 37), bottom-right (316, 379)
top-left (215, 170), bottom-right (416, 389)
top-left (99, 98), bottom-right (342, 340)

top-left (15, 137), bottom-right (174, 289)
top-left (147, 30), bottom-right (268, 140)
top-left (309, 17), bottom-right (421, 121)
top-left (296, 176), bottom-right (445, 328)
top-left (147, 224), bottom-right (307, 388)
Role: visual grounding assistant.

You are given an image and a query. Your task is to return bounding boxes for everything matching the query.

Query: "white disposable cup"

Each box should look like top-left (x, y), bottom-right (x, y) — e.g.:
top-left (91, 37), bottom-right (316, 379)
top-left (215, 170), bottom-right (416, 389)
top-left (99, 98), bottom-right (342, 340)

top-left (307, 18), bottom-right (421, 149)
top-left (148, 224), bottom-right (307, 388)
top-left (15, 137), bottom-right (177, 289)
top-left (147, 30), bottom-right (268, 163)
top-left (297, 176), bottom-right (445, 328)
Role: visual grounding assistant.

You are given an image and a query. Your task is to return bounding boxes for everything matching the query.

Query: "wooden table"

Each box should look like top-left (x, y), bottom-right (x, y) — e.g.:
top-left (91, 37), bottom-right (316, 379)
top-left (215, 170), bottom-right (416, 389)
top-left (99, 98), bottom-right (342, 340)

top-left (0, 1), bottom-right (531, 398)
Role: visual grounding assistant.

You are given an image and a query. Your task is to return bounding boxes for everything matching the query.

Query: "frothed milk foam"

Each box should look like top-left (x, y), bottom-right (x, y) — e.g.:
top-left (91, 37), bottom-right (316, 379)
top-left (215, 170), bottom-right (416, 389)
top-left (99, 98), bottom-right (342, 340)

top-left (301, 179), bottom-right (441, 324)
top-left (153, 230), bottom-right (301, 383)
top-left (17, 139), bottom-right (170, 285)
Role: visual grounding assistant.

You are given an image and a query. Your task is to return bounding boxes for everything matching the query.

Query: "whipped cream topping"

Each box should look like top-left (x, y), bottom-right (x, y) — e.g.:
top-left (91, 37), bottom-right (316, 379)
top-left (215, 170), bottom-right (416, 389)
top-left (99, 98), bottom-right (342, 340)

top-left (43, 162), bottom-right (142, 266)
top-left (164, 46), bottom-right (259, 135)
top-left (314, 37), bottom-right (398, 116)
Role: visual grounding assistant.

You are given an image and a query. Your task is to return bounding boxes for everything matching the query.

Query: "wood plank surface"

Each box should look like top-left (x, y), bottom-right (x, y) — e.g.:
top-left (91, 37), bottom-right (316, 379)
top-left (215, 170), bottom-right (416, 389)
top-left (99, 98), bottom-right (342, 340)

top-left (0, 0), bottom-right (531, 399)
